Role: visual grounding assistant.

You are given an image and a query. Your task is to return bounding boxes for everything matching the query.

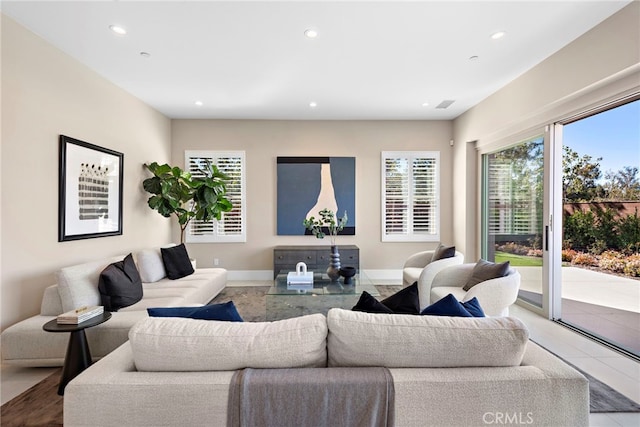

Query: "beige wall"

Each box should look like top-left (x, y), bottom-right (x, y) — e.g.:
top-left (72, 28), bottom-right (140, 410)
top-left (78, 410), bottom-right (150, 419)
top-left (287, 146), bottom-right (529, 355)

top-left (452, 2), bottom-right (640, 259)
top-left (1, 15), bottom-right (173, 330)
top-left (172, 120), bottom-right (454, 274)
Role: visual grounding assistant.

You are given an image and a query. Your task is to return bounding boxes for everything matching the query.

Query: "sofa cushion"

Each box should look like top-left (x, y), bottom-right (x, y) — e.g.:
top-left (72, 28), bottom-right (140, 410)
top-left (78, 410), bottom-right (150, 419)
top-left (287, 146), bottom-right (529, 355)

top-left (420, 293), bottom-right (472, 317)
top-left (98, 254), bottom-right (144, 312)
top-left (161, 244), bottom-right (194, 280)
top-left (352, 291), bottom-right (394, 314)
top-left (56, 256), bottom-right (123, 312)
top-left (432, 244), bottom-right (456, 261)
top-left (130, 314), bottom-right (328, 371)
top-left (136, 248), bottom-right (167, 283)
top-left (461, 297), bottom-right (486, 317)
top-left (381, 282), bottom-right (420, 314)
top-left (147, 302), bottom-right (243, 322)
top-left (463, 259), bottom-right (510, 291)
top-left (327, 308), bottom-right (529, 368)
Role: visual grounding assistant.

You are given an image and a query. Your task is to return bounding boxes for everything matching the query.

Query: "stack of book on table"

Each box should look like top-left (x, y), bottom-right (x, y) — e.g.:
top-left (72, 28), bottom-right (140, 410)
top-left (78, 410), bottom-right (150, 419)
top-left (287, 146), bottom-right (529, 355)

top-left (57, 305), bottom-right (104, 324)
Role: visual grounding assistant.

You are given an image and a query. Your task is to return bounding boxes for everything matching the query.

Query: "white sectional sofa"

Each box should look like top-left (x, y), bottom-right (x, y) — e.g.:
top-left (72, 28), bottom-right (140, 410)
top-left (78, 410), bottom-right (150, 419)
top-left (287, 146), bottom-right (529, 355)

top-left (1, 248), bottom-right (227, 367)
top-left (64, 309), bottom-right (589, 427)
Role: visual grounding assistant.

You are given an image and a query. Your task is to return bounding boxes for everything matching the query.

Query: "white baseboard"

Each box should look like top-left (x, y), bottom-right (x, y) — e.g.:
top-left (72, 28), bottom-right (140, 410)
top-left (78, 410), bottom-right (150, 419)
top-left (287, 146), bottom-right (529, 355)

top-left (362, 269), bottom-right (403, 281)
top-left (227, 270), bottom-right (272, 282)
top-left (226, 269), bottom-right (402, 283)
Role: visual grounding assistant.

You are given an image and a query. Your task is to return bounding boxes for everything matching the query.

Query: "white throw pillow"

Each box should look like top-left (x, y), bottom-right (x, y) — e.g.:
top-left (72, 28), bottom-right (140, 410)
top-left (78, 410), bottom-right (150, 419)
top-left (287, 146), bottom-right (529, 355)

top-left (56, 257), bottom-right (122, 312)
top-left (135, 249), bottom-right (167, 283)
top-left (129, 314), bottom-right (328, 371)
top-left (327, 308), bottom-right (529, 368)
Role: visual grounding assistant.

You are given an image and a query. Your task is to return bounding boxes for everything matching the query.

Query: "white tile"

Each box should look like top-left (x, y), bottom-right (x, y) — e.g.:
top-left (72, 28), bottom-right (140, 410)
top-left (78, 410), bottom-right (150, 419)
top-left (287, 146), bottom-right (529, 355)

top-left (565, 357), bottom-right (640, 404)
top-left (598, 356), bottom-right (640, 381)
top-left (607, 412), bottom-right (640, 427)
top-left (589, 413), bottom-right (623, 427)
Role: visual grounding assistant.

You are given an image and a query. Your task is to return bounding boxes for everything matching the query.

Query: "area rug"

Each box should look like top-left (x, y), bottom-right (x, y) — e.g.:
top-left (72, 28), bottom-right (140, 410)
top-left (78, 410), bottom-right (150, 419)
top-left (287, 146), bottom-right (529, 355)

top-left (3, 285), bottom-right (638, 426)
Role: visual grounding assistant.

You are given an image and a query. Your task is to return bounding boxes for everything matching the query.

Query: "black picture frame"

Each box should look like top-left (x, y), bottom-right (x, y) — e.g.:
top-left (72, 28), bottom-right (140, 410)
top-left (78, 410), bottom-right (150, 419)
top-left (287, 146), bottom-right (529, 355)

top-left (58, 135), bottom-right (124, 241)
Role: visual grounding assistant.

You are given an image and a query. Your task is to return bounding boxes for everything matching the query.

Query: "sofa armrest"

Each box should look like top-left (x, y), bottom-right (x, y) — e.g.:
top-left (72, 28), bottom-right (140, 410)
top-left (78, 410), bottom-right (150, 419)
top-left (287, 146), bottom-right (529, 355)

top-left (64, 342), bottom-right (235, 427)
top-left (417, 252), bottom-right (465, 309)
top-left (462, 270), bottom-right (520, 316)
top-left (40, 284), bottom-right (63, 316)
top-left (402, 250), bottom-right (434, 269)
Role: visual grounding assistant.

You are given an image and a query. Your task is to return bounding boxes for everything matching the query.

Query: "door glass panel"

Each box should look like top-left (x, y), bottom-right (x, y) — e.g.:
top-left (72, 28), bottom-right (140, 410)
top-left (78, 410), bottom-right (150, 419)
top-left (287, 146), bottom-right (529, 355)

top-left (483, 136), bottom-right (544, 308)
top-left (560, 99), bottom-right (640, 356)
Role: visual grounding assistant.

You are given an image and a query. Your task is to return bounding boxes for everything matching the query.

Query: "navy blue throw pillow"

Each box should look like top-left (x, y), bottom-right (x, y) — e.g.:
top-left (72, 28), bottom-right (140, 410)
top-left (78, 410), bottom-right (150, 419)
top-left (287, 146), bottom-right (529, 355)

top-left (420, 293), bottom-right (473, 317)
top-left (380, 282), bottom-right (420, 314)
top-left (147, 301), bottom-right (243, 322)
top-left (461, 297), bottom-right (486, 317)
top-left (161, 243), bottom-right (194, 280)
top-left (352, 291), bottom-right (394, 314)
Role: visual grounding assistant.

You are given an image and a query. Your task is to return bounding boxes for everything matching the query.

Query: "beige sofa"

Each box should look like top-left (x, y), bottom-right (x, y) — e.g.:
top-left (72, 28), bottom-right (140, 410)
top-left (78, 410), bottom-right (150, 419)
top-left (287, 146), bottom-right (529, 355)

top-left (64, 309), bottom-right (589, 427)
top-left (1, 248), bottom-right (227, 367)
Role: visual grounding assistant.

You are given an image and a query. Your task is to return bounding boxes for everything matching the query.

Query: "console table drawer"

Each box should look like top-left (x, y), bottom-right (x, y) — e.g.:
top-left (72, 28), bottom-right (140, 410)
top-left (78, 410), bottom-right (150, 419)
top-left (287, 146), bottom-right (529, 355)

top-left (274, 250), bottom-right (316, 264)
top-left (340, 249), bottom-right (359, 266)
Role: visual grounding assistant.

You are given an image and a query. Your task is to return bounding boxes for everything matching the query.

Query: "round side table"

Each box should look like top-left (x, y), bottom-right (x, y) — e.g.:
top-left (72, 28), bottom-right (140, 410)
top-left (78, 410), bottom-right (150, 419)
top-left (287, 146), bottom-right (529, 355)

top-left (43, 311), bottom-right (112, 395)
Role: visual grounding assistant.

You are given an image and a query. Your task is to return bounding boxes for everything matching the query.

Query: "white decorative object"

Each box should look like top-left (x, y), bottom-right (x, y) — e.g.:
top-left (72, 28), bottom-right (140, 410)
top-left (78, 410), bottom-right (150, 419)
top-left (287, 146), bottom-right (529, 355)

top-left (287, 262), bottom-right (313, 290)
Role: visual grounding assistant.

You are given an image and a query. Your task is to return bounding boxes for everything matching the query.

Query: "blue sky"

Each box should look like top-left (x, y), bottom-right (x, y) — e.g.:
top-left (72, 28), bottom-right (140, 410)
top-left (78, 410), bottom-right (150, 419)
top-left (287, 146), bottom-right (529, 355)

top-left (563, 99), bottom-right (640, 177)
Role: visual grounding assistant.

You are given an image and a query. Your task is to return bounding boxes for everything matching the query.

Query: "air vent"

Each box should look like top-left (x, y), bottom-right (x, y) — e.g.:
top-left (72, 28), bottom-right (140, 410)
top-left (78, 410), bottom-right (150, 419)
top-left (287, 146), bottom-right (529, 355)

top-left (436, 100), bottom-right (455, 109)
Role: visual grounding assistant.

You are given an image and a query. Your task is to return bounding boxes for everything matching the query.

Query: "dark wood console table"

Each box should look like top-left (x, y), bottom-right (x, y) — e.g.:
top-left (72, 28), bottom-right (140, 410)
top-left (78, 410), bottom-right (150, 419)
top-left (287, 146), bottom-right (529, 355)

top-left (273, 245), bottom-right (359, 278)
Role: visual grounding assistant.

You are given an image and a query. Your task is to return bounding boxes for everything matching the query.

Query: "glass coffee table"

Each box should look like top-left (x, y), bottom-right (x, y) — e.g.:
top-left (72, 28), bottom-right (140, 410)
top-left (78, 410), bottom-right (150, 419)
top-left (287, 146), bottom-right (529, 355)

top-left (266, 270), bottom-right (378, 321)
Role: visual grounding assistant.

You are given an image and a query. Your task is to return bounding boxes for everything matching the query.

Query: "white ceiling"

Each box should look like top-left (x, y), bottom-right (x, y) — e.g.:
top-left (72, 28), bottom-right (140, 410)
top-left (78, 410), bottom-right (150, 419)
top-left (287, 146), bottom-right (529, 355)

top-left (1, 1), bottom-right (632, 120)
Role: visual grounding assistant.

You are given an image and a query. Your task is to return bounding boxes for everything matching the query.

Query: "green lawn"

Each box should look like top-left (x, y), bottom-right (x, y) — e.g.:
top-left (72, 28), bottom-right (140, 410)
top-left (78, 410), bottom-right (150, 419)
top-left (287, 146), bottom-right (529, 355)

top-left (495, 251), bottom-right (543, 266)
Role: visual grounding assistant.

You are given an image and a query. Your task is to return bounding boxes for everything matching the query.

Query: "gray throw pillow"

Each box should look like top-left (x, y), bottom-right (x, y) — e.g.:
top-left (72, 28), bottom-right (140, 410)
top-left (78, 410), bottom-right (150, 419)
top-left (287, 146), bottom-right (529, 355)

top-left (98, 253), bottom-right (143, 311)
top-left (463, 259), bottom-right (510, 291)
top-left (432, 244), bottom-right (456, 261)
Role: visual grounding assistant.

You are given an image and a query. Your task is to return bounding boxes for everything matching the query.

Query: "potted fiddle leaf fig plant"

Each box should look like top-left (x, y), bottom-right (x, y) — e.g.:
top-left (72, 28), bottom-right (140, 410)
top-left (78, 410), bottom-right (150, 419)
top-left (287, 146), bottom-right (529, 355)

top-left (303, 208), bottom-right (348, 281)
top-left (142, 161), bottom-right (233, 244)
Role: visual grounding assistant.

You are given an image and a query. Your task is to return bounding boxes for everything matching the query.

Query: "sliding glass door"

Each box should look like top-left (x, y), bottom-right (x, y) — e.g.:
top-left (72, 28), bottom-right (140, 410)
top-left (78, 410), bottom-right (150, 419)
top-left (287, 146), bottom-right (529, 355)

top-left (481, 96), bottom-right (639, 357)
top-left (482, 136), bottom-right (546, 310)
top-left (556, 98), bottom-right (640, 357)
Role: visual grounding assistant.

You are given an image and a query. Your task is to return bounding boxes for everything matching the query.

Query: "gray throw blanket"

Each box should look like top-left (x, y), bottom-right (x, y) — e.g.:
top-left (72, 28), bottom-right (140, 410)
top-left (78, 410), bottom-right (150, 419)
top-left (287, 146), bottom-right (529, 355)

top-left (227, 367), bottom-right (395, 427)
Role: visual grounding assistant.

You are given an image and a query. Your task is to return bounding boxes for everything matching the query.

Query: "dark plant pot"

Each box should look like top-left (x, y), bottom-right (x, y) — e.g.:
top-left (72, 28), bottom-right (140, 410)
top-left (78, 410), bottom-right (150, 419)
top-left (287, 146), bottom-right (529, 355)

top-left (339, 266), bottom-right (356, 285)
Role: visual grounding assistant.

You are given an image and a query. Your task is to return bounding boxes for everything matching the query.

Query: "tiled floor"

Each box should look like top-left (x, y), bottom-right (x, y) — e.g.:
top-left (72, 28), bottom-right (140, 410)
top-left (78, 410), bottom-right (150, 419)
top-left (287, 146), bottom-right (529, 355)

top-left (510, 304), bottom-right (640, 427)
top-left (1, 294), bottom-right (639, 426)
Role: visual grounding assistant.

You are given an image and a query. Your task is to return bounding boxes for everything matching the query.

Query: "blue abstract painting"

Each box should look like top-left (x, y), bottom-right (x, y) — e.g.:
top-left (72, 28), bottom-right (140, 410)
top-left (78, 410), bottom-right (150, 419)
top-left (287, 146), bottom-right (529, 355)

top-left (277, 157), bottom-right (356, 235)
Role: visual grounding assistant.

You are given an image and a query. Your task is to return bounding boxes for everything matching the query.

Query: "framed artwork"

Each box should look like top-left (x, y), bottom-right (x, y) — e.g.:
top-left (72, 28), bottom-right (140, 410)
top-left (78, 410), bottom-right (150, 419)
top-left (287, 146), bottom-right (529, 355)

top-left (277, 156), bottom-right (355, 235)
top-left (58, 135), bottom-right (123, 241)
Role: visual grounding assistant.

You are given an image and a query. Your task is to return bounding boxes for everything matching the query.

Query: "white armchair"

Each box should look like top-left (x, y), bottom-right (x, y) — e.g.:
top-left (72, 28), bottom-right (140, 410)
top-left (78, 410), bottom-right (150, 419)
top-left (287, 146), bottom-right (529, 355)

top-left (426, 263), bottom-right (521, 316)
top-left (403, 249), bottom-right (464, 295)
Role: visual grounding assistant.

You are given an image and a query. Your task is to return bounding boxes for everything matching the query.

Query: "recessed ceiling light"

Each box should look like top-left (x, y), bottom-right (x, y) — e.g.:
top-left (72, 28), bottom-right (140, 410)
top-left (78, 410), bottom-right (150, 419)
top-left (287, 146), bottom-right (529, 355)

top-left (491, 31), bottom-right (506, 40)
top-left (309, 102), bottom-right (318, 108)
top-left (304, 28), bottom-right (318, 39)
top-left (469, 55), bottom-right (479, 61)
top-left (140, 52), bottom-right (151, 58)
top-left (109, 25), bottom-right (127, 36)
top-left (422, 102), bottom-right (429, 107)
top-left (195, 101), bottom-right (203, 107)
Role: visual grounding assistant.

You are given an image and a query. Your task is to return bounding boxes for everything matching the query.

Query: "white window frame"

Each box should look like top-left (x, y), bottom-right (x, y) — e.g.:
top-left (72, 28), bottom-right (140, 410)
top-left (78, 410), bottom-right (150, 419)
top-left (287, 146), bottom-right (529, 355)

top-left (381, 151), bottom-right (440, 242)
top-left (184, 150), bottom-right (246, 243)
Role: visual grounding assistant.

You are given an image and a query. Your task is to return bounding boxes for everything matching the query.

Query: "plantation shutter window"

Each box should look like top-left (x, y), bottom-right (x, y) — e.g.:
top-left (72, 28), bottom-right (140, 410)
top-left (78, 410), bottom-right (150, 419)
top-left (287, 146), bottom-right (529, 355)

top-left (382, 151), bottom-right (440, 242)
top-left (185, 150), bottom-right (246, 243)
